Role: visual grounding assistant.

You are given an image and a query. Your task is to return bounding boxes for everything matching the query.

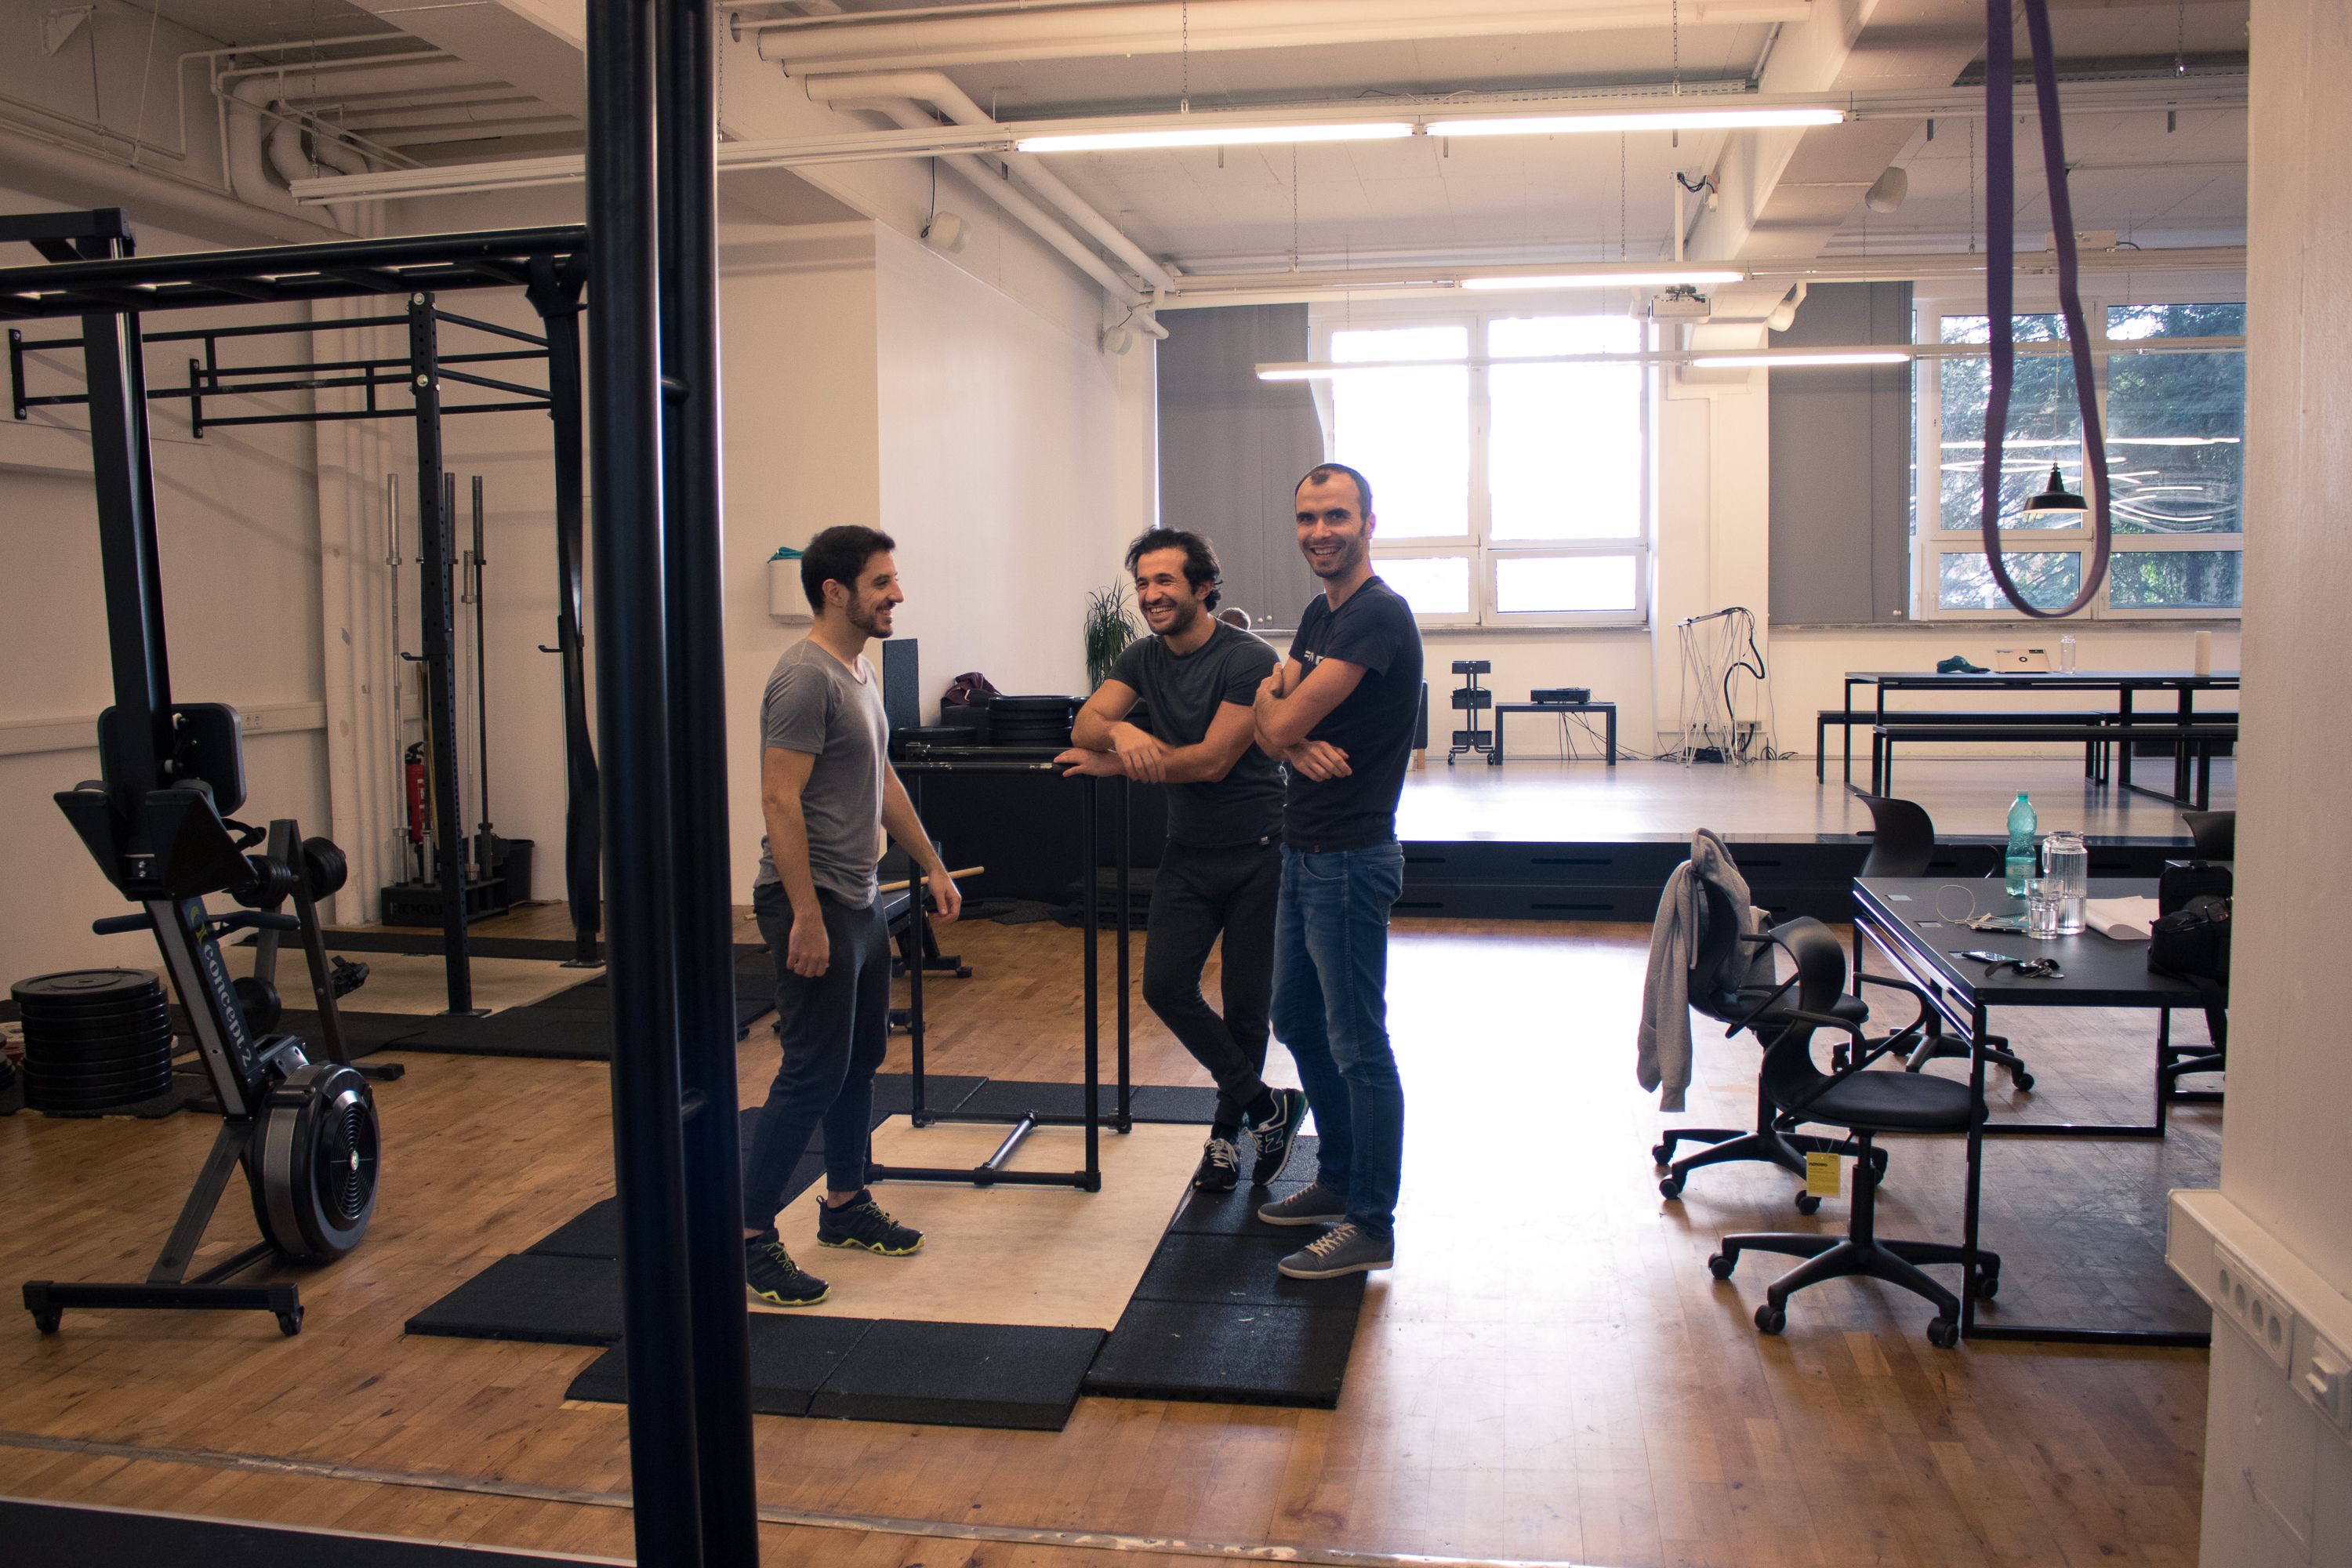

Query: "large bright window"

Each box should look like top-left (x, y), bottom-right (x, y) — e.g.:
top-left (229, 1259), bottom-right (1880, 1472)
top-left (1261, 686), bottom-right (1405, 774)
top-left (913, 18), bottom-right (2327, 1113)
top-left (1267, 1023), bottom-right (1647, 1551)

top-left (1316, 307), bottom-right (1650, 626)
top-left (1916, 297), bottom-right (2244, 619)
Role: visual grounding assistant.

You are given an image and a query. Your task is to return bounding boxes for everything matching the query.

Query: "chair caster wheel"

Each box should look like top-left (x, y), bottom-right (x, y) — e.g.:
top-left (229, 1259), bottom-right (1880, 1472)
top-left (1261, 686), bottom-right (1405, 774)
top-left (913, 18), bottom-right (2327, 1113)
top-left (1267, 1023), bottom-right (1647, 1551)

top-left (2009, 1070), bottom-right (2035, 1092)
top-left (1831, 1045), bottom-right (1850, 1073)
top-left (1651, 1143), bottom-right (1674, 1167)
top-left (31, 1310), bottom-right (60, 1334)
top-left (276, 1309), bottom-right (303, 1337)
top-left (1708, 1252), bottom-right (1737, 1281)
top-left (1657, 1175), bottom-right (1684, 1200)
top-left (1755, 1303), bottom-right (1787, 1336)
top-left (1868, 1149), bottom-right (1890, 1181)
top-left (1926, 1316), bottom-right (1960, 1348)
top-left (1795, 1192), bottom-right (1822, 1215)
top-left (1973, 1267), bottom-right (2001, 1301)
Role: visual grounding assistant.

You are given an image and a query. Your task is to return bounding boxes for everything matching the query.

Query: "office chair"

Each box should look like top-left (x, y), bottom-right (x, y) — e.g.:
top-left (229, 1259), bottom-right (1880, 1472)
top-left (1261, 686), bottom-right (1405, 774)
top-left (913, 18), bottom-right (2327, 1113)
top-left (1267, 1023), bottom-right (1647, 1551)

top-left (1653, 877), bottom-right (1890, 1214)
top-left (1707, 917), bottom-right (1998, 1348)
top-left (2183, 809), bottom-right (2234, 860)
top-left (1851, 795), bottom-right (2033, 1091)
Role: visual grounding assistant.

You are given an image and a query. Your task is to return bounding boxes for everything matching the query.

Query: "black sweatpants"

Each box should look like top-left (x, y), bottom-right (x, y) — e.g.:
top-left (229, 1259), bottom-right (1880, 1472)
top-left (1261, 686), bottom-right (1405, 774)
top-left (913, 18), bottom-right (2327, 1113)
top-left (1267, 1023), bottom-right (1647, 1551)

top-left (741, 882), bottom-right (891, 1232)
top-left (1141, 837), bottom-right (1281, 1127)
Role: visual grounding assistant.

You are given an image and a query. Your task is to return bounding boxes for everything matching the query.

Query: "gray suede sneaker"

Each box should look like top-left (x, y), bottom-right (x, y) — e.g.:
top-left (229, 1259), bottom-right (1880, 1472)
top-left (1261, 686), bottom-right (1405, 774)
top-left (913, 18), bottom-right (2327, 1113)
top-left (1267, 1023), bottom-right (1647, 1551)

top-left (1255, 1181), bottom-right (1347, 1227)
top-left (1277, 1221), bottom-right (1393, 1280)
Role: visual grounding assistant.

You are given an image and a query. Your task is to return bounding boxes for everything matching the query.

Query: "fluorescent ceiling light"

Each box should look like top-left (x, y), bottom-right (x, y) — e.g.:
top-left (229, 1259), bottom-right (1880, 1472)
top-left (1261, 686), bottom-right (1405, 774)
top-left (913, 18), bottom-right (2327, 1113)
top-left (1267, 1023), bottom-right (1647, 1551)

top-left (1015, 122), bottom-right (1413, 153)
top-left (1461, 270), bottom-right (1742, 292)
top-left (1427, 107), bottom-right (1846, 136)
top-left (1692, 350), bottom-right (1913, 368)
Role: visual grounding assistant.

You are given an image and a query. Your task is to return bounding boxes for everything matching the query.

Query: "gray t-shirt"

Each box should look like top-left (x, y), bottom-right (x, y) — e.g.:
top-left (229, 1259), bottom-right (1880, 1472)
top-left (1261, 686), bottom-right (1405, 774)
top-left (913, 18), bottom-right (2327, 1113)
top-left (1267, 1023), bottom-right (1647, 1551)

top-left (1109, 622), bottom-right (1284, 848)
top-left (754, 639), bottom-right (887, 906)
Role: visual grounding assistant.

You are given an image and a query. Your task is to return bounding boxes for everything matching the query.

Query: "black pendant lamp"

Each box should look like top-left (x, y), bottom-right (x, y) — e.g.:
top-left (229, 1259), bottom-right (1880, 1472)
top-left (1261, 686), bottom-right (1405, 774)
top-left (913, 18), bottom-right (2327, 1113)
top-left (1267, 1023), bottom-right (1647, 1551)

top-left (2021, 463), bottom-right (2089, 520)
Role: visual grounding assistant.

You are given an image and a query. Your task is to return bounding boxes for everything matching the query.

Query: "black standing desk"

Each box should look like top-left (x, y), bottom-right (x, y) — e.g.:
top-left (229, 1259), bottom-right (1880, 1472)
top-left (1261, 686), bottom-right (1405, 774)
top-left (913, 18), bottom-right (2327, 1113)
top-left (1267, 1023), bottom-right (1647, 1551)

top-left (888, 750), bottom-right (1131, 1190)
top-left (1850, 875), bottom-right (2212, 1348)
top-left (1487, 702), bottom-right (1617, 765)
top-left (1835, 670), bottom-right (2240, 803)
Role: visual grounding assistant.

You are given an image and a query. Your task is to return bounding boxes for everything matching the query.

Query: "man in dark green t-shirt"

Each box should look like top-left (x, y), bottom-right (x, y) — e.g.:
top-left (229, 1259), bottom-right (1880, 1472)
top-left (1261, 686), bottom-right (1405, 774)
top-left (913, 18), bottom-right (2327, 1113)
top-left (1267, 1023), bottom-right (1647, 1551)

top-left (1057, 528), bottom-right (1307, 1193)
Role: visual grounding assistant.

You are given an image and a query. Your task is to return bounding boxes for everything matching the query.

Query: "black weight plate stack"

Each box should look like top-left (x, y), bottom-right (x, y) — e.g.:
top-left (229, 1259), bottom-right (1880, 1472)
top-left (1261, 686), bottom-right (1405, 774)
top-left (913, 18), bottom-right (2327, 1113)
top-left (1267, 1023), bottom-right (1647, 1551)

top-left (12, 970), bottom-right (174, 1112)
top-left (985, 695), bottom-right (1079, 749)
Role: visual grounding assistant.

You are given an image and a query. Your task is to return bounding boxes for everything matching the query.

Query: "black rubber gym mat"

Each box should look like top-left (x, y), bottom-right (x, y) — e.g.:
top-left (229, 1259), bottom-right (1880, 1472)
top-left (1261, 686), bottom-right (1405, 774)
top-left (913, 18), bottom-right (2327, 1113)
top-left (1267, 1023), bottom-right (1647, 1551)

top-left (0, 1497), bottom-right (607, 1567)
top-left (526, 1151), bottom-right (826, 1261)
top-left (297, 983), bottom-right (769, 1063)
top-left (949, 1079), bottom-right (1219, 1125)
top-left (565, 1314), bottom-right (878, 1418)
top-left (307, 929), bottom-right (635, 963)
top-left (1083, 1298), bottom-right (1358, 1408)
top-left (403, 1252), bottom-right (622, 1346)
top-left (1131, 1230), bottom-right (1367, 1309)
top-left (1164, 1134), bottom-right (1320, 1235)
top-left (808, 1319), bottom-right (1105, 1431)
top-left (864, 1073), bottom-right (989, 1119)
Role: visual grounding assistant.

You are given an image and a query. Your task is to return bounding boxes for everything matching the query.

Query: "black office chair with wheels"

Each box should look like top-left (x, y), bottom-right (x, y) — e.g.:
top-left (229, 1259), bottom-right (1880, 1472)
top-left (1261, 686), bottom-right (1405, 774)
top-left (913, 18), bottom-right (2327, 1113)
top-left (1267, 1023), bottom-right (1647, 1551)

top-left (1857, 793), bottom-right (1937, 877)
top-left (1851, 795), bottom-right (2033, 1091)
top-left (1654, 878), bottom-right (1893, 1214)
top-left (2183, 809), bottom-right (2234, 860)
top-left (1708, 918), bottom-right (1996, 1348)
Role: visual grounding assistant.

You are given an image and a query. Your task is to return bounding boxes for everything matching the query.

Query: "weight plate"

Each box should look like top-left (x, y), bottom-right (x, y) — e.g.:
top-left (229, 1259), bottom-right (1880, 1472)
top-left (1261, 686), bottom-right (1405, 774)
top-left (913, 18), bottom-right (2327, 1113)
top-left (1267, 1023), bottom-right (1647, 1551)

top-left (23, 1018), bottom-right (174, 1052)
top-left (19, 996), bottom-right (172, 1025)
top-left (24, 1054), bottom-right (174, 1083)
top-left (302, 837), bottom-right (350, 901)
top-left (12, 970), bottom-right (163, 1007)
top-left (24, 1076), bottom-right (175, 1110)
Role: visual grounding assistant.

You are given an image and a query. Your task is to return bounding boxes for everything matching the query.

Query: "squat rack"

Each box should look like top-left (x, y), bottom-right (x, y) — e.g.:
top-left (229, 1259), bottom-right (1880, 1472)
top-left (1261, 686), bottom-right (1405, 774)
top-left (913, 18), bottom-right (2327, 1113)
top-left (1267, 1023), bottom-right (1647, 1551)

top-left (3, 223), bottom-right (604, 1007)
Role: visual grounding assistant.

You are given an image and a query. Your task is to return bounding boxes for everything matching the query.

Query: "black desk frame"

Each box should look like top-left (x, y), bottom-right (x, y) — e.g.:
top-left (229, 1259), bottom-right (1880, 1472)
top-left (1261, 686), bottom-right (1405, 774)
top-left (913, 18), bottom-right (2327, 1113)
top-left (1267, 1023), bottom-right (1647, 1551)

top-left (1487, 702), bottom-right (1617, 765)
top-left (889, 753), bottom-right (1132, 1192)
top-left (1834, 670), bottom-right (2239, 807)
top-left (1849, 877), bottom-right (2211, 1348)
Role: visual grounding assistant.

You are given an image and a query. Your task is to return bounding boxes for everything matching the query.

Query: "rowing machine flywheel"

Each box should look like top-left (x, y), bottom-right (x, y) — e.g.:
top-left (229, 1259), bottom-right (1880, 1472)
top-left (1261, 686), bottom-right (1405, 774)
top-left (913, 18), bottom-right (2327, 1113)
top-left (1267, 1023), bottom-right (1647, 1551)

top-left (254, 1062), bottom-right (379, 1261)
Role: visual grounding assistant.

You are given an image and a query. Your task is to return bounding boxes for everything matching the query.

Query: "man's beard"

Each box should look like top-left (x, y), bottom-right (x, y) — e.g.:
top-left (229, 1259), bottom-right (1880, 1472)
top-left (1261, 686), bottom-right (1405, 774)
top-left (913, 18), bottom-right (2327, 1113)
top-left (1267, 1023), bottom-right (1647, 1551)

top-left (1308, 537), bottom-right (1365, 578)
top-left (848, 598), bottom-right (892, 637)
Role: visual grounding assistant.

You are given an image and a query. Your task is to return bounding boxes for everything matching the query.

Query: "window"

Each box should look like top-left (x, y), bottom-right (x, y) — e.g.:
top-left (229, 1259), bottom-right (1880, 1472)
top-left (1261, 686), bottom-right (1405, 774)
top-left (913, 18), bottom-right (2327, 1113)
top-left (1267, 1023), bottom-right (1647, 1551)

top-left (1915, 298), bottom-right (2244, 619)
top-left (1316, 308), bottom-right (1650, 626)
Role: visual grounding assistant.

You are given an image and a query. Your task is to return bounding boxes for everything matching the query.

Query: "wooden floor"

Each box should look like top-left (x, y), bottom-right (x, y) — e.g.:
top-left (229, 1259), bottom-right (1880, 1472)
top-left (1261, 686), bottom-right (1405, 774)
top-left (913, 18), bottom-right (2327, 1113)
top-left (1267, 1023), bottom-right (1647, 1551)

top-left (0, 899), bottom-right (2212, 1567)
top-left (1398, 755), bottom-right (2230, 844)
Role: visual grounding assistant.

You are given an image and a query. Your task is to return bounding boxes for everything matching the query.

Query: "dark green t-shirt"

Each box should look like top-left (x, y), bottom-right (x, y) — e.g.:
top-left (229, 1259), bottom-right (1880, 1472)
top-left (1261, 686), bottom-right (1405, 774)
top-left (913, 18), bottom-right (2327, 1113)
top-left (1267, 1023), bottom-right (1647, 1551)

top-left (1109, 622), bottom-right (1284, 848)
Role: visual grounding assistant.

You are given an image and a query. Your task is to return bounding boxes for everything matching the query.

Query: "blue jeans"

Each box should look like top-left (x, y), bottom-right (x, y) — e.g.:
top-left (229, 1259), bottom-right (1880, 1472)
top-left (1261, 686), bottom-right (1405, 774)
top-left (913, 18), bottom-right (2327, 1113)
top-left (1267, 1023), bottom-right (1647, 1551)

top-left (1270, 840), bottom-right (1406, 1238)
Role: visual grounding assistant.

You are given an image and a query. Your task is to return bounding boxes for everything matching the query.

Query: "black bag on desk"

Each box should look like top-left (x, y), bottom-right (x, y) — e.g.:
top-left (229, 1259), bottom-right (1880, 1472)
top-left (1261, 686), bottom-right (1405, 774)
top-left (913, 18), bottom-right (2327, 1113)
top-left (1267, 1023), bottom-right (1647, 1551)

top-left (2158, 859), bottom-right (2233, 916)
top-left (2150, 895), bottom-right (2231, 1049)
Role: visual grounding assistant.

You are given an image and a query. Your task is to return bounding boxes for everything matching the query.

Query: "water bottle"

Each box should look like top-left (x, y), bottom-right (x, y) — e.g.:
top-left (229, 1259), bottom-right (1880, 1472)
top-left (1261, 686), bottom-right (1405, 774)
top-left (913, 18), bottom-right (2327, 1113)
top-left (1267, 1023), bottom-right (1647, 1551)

top-left (2005, 793), bottom-right (2038, 898)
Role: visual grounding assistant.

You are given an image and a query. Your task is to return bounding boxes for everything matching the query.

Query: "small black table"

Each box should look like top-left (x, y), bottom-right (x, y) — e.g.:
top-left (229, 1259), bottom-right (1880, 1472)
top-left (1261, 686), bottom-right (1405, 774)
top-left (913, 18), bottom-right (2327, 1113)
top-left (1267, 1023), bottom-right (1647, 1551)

top-left (1835, 670), bottom-right (2239, 803)
top-left (1487, 701), bottom-right (1617, 765)
top-left (1849, 875), bottom-right (2212, 1348)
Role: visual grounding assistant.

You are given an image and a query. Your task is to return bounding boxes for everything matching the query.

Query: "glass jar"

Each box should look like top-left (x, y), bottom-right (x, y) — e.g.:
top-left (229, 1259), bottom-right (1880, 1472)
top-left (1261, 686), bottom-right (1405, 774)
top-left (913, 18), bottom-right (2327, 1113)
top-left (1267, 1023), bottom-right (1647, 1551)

top-left (2042, 831), bottom-right (2088, 935)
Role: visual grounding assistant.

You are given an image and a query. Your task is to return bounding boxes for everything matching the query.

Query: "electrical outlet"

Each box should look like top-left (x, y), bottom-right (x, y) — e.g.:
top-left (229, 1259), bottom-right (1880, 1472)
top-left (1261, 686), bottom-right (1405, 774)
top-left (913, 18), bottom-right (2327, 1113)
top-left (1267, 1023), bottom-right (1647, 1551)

top-left (2216, 1244), bottom-right (2299, 1371)
top-left (2301, 1337), bottom-right (2352, 1435)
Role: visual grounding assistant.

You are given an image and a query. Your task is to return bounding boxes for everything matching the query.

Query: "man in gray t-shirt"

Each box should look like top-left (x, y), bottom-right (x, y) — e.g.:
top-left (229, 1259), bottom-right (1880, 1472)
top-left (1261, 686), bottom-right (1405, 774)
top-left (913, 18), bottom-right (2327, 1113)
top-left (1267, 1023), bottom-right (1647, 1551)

top-left (1060, 528), bottom-right (1306, 1198)
top-left (742, 524), bottom-right (960, 1311)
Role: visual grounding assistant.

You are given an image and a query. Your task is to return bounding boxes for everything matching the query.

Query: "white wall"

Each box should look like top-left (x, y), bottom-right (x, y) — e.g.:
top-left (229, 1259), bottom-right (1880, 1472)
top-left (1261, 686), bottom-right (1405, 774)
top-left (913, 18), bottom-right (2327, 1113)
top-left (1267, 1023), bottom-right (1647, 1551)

top-left (0, 191), bottom-right (329, 984)
top-left (2194, 3), bottom-right (2352, 1562)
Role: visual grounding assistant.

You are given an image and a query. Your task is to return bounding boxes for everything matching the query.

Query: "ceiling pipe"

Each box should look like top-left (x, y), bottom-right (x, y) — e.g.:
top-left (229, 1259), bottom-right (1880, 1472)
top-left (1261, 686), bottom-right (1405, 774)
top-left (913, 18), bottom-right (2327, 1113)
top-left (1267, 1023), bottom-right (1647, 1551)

top-left (853, 97), bottom-right (1142, 302)
top-left (307, 129), bottom-right (377, 235)
top-left (0, 120), bottom-right (343, 245)
top-left (804, 71), bottom-right (1176, 292)
top-left (227, 77), bottom-right (316, 220)
top-left (230, 60), bottom-right (506, 102)
top-left (752, 0), bottom-right (1814, 72)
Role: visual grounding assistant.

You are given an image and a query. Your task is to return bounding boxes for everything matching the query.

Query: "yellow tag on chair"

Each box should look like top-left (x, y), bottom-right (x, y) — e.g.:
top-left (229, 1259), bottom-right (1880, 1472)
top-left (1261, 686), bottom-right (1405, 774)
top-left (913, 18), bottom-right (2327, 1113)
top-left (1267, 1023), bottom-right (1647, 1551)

top-left (1805, 1152), bottom-right (1842, 1198)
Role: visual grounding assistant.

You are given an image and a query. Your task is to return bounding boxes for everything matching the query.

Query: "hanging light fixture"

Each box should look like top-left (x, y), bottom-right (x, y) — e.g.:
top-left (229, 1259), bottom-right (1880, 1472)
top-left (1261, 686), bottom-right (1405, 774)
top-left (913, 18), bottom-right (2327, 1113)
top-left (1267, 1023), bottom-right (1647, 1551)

top-left (2021, 464), bottom-right (2089, 518)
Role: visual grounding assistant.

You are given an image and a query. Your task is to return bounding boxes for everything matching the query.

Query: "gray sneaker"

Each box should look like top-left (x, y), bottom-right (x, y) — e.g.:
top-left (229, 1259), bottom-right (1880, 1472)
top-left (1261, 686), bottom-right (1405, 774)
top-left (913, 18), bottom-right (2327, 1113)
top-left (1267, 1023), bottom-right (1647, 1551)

top-left (1277, 1221), bottom-right (1393, 1280)
top-left (1256, 1181), bottom-right (1347, 1227)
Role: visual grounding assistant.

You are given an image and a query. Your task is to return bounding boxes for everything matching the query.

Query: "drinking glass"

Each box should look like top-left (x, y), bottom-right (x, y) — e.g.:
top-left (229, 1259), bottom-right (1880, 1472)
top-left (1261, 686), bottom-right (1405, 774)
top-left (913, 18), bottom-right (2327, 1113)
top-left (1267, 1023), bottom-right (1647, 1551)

top-left (2026, 877), bottom-right (2065, 938)
top-left (2042, 831), bottom-right (2088, 935)
top-left (2057, 634), bottom-right (2077, 673)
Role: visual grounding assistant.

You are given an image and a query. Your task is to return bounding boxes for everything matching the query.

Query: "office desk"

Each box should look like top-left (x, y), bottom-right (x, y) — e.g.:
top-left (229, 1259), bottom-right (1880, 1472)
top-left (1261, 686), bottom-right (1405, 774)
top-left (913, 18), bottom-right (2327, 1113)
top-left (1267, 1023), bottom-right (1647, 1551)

top-left (1850, 875), bottom-right (2213, 1348)
top-left (1835, 669), bottom-right (2240, 803)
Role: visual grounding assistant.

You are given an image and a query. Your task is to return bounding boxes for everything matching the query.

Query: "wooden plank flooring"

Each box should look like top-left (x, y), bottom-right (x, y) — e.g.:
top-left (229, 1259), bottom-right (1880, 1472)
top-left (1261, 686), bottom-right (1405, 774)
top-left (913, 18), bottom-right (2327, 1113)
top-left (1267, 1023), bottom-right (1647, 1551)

top-left (0, 903), bottom-right (2211, 1567)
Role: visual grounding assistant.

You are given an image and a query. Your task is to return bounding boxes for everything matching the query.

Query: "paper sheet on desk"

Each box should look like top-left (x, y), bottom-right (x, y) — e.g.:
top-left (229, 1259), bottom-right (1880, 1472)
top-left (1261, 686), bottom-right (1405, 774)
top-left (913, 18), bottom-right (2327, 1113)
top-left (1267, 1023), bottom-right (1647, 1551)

top-left (2083, 896), bottom-right (2161, 940)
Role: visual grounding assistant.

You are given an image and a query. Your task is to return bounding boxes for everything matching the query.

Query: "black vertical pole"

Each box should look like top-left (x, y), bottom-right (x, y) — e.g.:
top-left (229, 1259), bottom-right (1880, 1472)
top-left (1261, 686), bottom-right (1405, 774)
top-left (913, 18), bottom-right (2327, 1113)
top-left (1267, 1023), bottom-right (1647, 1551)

top-left (471, 473), bottom-right (495, 885)
top-left (525, 258), bottom-right (604, 967)
top-left (409, 292), bottom-right (473, 1014)
top-left (586, 2), bottom-right (707, 1563)
top-left (81, 287), bottom-right (172, 810)
top-left (655, 1), bottom-right (760, 1559)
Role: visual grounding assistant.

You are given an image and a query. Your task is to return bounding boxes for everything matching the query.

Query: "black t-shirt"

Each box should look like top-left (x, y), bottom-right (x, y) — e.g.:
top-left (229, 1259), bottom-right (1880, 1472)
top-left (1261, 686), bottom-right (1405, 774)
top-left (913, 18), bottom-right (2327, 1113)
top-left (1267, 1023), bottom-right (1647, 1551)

top-left (1109, 622), bottom-right (1284, 848)
top-left (1283, 577), bottom-right (1424, 851)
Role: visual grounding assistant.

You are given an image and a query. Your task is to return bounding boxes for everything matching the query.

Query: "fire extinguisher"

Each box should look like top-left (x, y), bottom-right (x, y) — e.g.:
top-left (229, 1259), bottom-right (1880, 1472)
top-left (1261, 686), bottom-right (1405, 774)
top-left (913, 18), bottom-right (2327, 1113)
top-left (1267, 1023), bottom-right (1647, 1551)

top-left (404, 742), bottom-right (428, 882)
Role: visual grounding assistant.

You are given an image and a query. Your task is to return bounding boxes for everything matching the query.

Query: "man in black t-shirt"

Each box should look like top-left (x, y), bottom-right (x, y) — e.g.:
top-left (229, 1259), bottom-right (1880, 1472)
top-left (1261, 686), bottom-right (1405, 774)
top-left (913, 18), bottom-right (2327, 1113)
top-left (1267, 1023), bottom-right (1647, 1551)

top-left (1250, 463), bottom-right (1422, 1281)
top-left (1058, 528), bottom-right (1308, 1193)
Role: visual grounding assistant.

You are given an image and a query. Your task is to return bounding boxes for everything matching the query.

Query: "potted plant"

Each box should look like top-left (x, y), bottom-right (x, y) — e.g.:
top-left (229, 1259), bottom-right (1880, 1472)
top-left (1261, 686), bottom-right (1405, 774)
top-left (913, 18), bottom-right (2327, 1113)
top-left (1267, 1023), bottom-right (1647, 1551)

top-left (1083, 580), bottom-right (1138, 689)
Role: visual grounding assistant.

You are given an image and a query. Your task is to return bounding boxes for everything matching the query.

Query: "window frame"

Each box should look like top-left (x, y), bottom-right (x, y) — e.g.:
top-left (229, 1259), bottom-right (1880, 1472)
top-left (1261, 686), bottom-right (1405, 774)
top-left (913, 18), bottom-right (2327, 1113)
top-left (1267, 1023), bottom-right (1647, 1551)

top-left (1308, 300), bottom-right (1653, 629)
top-left (1913, 283), bottom-right (2245, 622)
